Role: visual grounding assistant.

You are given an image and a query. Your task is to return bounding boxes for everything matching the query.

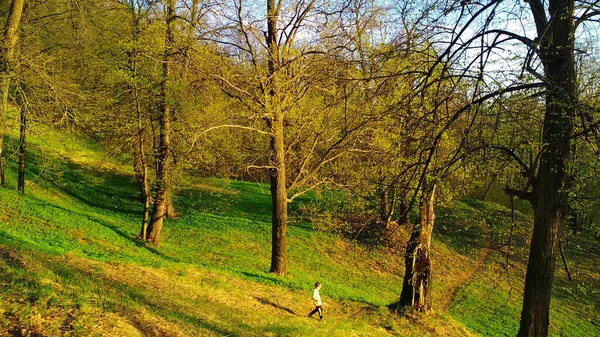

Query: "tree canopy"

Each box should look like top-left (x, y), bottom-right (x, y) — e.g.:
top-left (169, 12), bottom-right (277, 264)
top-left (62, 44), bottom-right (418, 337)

top-left (1, 0), bottom-right (599, 335)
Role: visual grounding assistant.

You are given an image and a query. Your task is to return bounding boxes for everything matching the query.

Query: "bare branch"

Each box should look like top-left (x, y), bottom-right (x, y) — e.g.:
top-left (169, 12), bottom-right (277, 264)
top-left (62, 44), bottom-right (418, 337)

top-left (186, 124), bottom-right (272, 153)
top-left (492, 145), bottom-right (531, 176)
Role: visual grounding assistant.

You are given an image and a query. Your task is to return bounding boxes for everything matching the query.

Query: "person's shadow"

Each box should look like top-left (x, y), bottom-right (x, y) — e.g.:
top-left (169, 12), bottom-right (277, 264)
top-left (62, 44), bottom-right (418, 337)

top-left (253, 296), bottom-right (298, 316)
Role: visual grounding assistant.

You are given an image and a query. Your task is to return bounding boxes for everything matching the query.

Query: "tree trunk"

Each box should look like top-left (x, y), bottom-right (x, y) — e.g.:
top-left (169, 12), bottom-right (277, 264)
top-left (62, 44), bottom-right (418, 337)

top-left (134, 53), bottom-right (150, 240)
top-left (266, 0), bottom-right (287, 275)
top-left (147, 0), bottom-right (175, 245)
top-left (127, 1), bottom-right (151, 240)
top-left (398, 184), bottom-right (435, 312)
top-left (387, 186), bottom-right (397, 225)
top-left (0, 77), bottom-right (7, 187)
top-left (136, 108), bottom-right (150, 239)
top-left (17, 105), bottom-right (24, 193)
top-left (518, 1), bottom-right (575, 336)
top-left (165, 177), bottom-right (177, 219)
top-left (380, 186), bottom-right (389, 221)
top-left (0, 0), bottom-right (26, 187)
top-left (396, 198), bottom-right (410, 226)
top-left (133, 144), bottom-right (145, 201)
top-left (269, 110), bottom-right (287, 275)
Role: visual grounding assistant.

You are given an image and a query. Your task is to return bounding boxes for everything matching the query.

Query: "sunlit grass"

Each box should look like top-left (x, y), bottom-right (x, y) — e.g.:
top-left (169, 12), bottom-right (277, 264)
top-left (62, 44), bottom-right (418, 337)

top-left (0, 121), bottom-right (598, 336)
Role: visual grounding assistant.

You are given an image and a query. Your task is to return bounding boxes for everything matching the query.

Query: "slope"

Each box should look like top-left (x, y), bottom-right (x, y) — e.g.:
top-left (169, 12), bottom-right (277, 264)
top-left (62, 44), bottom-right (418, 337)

top-left (0, 120), bottom-right (598, 336)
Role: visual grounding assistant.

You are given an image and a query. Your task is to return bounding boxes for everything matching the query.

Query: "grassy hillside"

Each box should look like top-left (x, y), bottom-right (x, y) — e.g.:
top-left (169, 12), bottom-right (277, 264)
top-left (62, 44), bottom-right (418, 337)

top-left (0, 123), bottom-right (599, 336)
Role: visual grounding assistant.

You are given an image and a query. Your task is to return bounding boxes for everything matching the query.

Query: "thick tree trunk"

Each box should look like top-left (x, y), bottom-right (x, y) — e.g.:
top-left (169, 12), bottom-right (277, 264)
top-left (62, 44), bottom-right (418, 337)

top-left (398, 184), bottom-right (435, 312)
top-left (147, 0), bottom-right (175, 245)
top-left (269, 111), bottom-right (287, 274)
top-left (266, 0), bottom-right (287, 275)
top-left (518, 1), bottom-right (575, 336)
top-left (17, 105), bottom-right (24, 193)
top-left (0, 0), bottom-right (26, 187)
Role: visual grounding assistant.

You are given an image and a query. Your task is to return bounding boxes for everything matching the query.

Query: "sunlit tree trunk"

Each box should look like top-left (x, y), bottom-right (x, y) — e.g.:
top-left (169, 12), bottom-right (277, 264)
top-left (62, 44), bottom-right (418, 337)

top-left (266, 0), bottom-right (287, 275)
top-left (269, 109), bottom-right (288, 274)
top-left (147, 0), bottom-right (175, 245)
top-left (398, 184), bottom-right (435, 311)
top-left (0, 0), bottom-right (26, 186)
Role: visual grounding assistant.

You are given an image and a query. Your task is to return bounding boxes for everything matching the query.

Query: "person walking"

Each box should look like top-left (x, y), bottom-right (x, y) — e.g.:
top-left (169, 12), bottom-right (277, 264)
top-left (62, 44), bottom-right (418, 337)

top-left (308, 282), bottom-right (323, 320)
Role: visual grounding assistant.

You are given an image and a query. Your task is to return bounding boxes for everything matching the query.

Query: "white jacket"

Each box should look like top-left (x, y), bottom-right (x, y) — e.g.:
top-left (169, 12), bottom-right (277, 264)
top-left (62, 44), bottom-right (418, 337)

top-left (313, 288), bottom-right (322, 306)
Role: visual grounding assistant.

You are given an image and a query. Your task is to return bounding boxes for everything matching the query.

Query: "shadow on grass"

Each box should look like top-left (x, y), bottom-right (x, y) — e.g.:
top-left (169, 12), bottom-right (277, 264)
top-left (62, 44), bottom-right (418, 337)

top-left (288, 220), bottom-right (313, 231)
top-left (57, 162), bottom-right (141, 216)
top-left (177, 179), bottom-right (319, 229)
top-left (10, 140), bottom-right (142, 217)
top-left (19, 194), bottom-right (179, 264)
top-left (238, 271), bottom-right (287, 287)
top-left (95, 218), bottom-right (181, 263)
top-left (2, 250), bottom-right (243, 336)
top-left (253, 295), bottom-right (298, 316)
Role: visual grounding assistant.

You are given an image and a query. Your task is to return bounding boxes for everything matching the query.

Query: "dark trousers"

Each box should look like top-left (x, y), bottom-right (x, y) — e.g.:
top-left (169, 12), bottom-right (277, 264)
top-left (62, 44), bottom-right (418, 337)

top-left (309, 306), bottom-right (322, 319)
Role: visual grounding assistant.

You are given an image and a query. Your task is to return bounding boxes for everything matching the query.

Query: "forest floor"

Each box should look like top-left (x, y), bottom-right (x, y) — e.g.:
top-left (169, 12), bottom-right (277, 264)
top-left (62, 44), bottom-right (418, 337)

top-left (0, 123), bottom-right (598, 336)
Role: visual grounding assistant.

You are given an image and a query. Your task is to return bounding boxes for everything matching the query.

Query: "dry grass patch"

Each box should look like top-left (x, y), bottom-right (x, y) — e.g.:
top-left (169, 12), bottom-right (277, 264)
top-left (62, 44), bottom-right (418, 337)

top-left (189, 183), bottom-right (239, 195)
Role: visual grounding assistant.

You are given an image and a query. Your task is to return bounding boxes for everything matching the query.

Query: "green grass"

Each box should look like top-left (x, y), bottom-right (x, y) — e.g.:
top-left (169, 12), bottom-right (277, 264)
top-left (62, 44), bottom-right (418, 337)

top-left (447, 199), bottom-right (600, 337)
top-left (0, 121), bottom-right (599, 336)
top-left (450, 270), bottom-right (600, 337)
top-left (450, 278), bottom-right (521, 337)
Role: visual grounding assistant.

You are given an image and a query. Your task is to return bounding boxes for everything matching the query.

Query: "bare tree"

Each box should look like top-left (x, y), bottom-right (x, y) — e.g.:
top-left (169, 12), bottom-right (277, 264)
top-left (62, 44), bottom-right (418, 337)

top-left (204, 0), bottom-right (369, 275)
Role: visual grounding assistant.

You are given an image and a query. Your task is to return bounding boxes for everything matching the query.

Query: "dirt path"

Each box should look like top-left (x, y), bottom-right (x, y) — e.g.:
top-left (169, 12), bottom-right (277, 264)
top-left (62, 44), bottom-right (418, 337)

top-left (441, 215), bottom-right (492, 311)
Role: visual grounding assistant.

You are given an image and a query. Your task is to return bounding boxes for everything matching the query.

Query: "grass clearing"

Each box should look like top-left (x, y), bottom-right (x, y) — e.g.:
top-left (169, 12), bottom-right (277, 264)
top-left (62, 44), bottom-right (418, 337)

top-left (0, 121), bottom-right (598, 335)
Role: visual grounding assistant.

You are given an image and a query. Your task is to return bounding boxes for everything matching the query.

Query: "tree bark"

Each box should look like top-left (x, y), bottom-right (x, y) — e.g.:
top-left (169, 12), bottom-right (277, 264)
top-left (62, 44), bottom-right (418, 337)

top-left (126, 0), bottom-right (151, 240)
top-left (518, 1), bottom-right (576, 336)
top-left (398, 184), bottom-right (435, 312)
top-left (380, 186), bottom-right (389, 221)
top-left (269, 110), bottom-right (288, 274)
top-left (17, 104), bottom-right (24, 193)
top-left (136, 108), bottom-right (150, 239)
top-left (266, 0), bottom-right (288, 275)
top-left (147, 0), bottom-right (175, 245)
top-left (0, 0), bottom-right (26, 186)
top-left (165, 177), bottom-right (177, 219)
